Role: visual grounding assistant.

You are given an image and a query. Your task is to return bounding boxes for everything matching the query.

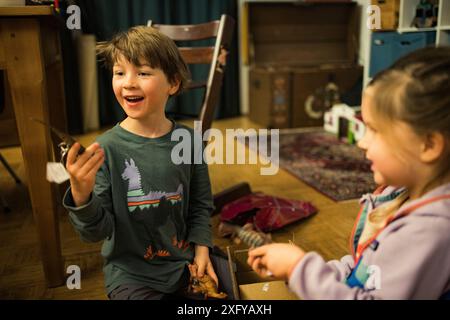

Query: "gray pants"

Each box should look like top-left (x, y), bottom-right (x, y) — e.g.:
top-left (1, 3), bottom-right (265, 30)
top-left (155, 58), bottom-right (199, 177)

top-left (108, 281), bottom-right (210, 300)
top-left (108, 283), bottom-right (170, 300)
top-left (108, 273), bottom-right (192, 300)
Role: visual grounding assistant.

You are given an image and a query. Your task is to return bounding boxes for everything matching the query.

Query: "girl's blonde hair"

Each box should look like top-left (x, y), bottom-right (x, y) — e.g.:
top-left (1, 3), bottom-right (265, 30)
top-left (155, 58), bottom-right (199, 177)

top-left (368, 47), bottom-right (450, 176)
top-left (96, 26), bottom-right (190, 96)
top-left (368, 47), bottom-right (450, 137)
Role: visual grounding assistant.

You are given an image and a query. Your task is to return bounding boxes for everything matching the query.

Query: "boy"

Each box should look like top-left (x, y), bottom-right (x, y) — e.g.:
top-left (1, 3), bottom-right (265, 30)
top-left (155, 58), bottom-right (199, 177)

top-left (63, 26), bottom-right (217, 300)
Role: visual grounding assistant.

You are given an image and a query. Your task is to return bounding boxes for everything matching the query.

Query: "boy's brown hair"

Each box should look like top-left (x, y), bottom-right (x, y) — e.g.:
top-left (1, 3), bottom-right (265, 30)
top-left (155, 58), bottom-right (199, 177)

top-left (96, 26), bottom-right (190, 96)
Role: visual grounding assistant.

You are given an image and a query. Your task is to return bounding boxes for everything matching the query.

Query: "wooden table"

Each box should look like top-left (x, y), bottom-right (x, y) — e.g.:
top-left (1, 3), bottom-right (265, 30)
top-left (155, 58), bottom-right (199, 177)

top-left (0, 6), bottom-right (67, 287)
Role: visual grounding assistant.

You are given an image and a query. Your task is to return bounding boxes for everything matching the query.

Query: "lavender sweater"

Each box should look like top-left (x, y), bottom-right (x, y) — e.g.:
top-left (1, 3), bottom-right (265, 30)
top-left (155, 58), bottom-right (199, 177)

top-left (289, 183), bottom-right (450, 300)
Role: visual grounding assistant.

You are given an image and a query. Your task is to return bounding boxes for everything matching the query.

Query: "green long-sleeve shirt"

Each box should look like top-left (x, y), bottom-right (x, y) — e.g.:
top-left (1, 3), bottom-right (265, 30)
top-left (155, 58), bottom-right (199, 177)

top-left (63, 122), bottom-right (213, 294)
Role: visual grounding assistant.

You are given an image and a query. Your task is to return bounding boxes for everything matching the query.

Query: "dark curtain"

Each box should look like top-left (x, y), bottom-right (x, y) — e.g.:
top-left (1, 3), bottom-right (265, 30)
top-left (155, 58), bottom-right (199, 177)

top-left (60, 2), bottom-right (83, 134)
top-left (73, 0), bottom-right (240, 129)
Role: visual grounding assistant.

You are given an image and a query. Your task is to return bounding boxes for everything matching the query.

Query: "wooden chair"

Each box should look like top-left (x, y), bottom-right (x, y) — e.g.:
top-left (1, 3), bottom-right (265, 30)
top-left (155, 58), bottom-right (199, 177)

top-left (147, 14), bottom-right (235, 134)
top-left (148, 15), bottom-right (244, 216)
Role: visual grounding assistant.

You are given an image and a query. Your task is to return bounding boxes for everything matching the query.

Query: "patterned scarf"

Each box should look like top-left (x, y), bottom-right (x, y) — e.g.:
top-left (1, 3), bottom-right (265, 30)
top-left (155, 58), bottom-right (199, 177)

top-left (358, 190), bottom-right (410, 246)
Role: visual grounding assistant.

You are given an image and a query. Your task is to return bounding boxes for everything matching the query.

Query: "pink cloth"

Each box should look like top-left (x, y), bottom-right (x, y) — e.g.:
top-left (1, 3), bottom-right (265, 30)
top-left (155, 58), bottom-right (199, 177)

top-left (219, 192), bottom-right (317, 232)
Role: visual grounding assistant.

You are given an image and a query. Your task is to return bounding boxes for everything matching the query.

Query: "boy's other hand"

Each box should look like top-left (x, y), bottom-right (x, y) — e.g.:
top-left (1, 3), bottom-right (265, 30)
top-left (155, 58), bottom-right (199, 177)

top-left (66, 142), bottom-right (105, 207)
top-left (194, 245), bottom-right (219, 287)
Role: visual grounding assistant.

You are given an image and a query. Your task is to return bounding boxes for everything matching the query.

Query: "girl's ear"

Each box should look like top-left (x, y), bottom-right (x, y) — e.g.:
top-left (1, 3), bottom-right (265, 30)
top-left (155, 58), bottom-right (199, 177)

top-left (420, 132), bottom-right (446, 163)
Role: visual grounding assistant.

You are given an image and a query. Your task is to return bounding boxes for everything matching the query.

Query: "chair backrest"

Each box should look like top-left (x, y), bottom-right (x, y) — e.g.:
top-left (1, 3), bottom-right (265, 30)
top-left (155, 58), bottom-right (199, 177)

top-left (147, 14), bottom-right (235, 135)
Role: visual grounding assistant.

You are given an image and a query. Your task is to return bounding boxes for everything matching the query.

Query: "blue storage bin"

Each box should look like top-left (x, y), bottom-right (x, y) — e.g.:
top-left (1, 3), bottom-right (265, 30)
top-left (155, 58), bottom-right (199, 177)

top-left (369, 32), bottom-right (396, 78)
top-left (370, 31), bottom-right (436, 78)
top-left (394, 32), bottom-right (436, 61)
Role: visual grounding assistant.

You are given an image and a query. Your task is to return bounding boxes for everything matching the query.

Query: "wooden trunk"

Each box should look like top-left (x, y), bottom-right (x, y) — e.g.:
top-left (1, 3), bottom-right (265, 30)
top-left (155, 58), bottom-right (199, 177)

top-left (247, 1), bottom-right (363, 128)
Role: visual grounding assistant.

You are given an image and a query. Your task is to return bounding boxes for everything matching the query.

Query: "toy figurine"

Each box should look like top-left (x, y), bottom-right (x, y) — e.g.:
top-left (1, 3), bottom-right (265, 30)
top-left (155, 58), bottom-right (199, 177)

top-left (219, 222), bottom-right (272, 248)
top-left (187, 264), bottom-right (227, 299)
top-left (30, 117), bottom-right (85, 163)
top-left (411, 0), bottom-right (438, 28)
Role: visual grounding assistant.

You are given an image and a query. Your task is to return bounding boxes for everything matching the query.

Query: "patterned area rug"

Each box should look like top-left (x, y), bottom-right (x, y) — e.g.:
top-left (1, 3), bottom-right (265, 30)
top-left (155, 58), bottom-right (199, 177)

top-left (277, 129), bottom-right (376, 201)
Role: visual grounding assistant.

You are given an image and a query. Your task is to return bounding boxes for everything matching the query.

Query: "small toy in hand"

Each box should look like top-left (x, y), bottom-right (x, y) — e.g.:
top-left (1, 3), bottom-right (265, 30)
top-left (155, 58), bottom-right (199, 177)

top-left (187, 264), bottom-right (227, 299)
top-left (219, 222), bottom-right (272, 248)
top-left (30, 117), bottom-right (86, 164)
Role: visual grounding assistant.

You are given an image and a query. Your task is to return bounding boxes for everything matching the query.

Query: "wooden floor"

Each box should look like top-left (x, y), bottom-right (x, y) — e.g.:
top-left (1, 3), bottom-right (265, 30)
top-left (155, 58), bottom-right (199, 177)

top-left (0, 116), bottom-right (359, 299)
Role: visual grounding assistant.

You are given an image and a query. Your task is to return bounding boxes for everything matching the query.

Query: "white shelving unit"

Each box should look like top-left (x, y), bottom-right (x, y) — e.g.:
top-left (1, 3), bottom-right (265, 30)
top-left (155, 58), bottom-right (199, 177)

top-left (364, 0), bottom-right (450, 87)
top-left (437, 0), bottom-right (450, 45)
top-left (399, 0), bottom-right (450, 37)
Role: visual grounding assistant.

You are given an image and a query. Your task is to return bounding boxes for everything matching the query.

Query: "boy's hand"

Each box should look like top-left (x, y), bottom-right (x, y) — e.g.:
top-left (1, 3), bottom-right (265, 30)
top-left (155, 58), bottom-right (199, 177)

top-left (66, 142), bottom-right (105, 207)
top-left (193, 245), bottom-right (219, 287)
top-left (247, 243), bottom-right (306, 280)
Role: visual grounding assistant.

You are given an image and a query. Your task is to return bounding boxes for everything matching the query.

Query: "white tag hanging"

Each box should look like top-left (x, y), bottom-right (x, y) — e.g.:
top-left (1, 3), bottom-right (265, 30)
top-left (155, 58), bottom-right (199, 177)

top-left (46, 162), bottom-right (70, 184)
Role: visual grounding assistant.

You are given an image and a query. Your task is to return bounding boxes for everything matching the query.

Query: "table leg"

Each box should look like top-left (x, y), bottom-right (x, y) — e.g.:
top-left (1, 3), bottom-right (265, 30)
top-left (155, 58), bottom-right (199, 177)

top-left (2, 18), bottom-right (65, 287)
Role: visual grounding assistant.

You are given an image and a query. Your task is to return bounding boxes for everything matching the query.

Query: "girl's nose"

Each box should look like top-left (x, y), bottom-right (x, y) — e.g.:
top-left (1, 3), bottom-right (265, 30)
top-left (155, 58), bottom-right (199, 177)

top-left (357, 139), bottom-right (365, 150)
top-left (357, 134), bottom-right (368, 151)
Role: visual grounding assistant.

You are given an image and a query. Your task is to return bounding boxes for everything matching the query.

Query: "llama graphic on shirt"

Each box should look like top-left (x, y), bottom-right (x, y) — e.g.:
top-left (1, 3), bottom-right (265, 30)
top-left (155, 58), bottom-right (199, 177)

top-left (121, 158), bottom-right (183, 212)
top-left (121, 158), bottom-right (187, 259)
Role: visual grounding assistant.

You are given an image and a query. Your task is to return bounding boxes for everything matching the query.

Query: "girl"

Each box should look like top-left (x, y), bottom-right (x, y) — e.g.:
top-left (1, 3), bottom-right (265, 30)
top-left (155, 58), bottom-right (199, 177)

top-left (248, 47), bottom-right (450, 299)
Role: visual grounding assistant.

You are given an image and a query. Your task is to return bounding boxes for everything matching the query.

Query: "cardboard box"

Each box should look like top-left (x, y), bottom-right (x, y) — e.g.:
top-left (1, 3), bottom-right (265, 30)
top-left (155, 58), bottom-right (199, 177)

top-left (371, 0), bottom-right (400, 30)
top-left (381, 11), bottom-right (399, 30)
top-left (226, 246), bottom-right (299, 300)
top-left (239, 281), bottom-right (299, 300)
top-left (371, 0), bottom-right (399, 11)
